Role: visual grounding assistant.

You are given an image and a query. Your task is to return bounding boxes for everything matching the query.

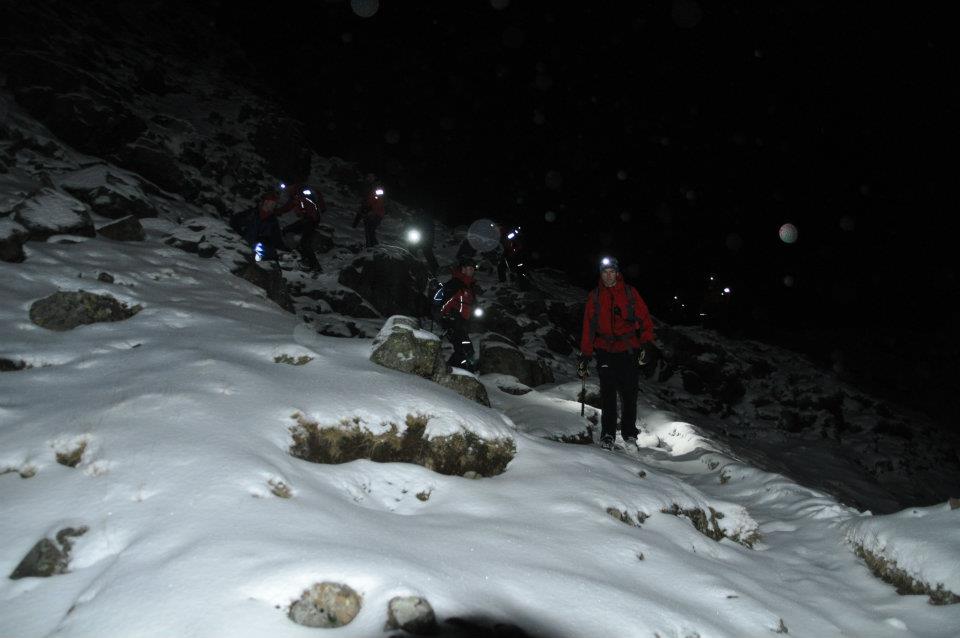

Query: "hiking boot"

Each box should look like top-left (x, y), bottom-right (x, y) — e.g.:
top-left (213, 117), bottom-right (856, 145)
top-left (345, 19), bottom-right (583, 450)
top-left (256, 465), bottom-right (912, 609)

top-left (599, 435), bottom-right (615, 451)
top-left (623, 437), bottom-right (639, 452)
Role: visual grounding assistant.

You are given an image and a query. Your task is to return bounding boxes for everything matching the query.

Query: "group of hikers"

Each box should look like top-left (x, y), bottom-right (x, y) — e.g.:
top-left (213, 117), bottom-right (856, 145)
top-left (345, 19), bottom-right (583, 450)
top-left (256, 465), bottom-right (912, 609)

top-left (232, 176), bottom-right (656, 452)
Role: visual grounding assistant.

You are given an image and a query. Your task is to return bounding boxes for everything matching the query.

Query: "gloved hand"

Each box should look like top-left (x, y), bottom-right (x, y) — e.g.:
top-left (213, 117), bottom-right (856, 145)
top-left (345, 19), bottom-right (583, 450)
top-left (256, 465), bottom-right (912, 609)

top-left (576, 355), bottom-right (591, 379)
top-left (637, 345), bottom-right (648, 367)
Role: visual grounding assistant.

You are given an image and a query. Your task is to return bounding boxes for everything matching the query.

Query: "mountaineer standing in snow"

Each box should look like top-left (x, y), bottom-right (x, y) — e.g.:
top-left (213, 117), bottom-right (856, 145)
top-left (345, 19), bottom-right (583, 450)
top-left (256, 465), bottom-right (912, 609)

top-left (439, 255), bottom-right (482, 372)
top-left (353, 183), bottom-right (386, 248)
top-left (278, 183), bottom-right (326, 272)
top-left (231, 190), bottom-right (284, 265)
top-left (577, 256), bottom-right (655, 451)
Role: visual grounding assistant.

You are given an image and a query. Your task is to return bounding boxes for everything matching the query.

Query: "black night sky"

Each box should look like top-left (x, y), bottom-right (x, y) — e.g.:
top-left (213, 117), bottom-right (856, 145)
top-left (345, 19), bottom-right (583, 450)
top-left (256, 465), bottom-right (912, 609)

top-left (217, 1), bottom-right (953, 335)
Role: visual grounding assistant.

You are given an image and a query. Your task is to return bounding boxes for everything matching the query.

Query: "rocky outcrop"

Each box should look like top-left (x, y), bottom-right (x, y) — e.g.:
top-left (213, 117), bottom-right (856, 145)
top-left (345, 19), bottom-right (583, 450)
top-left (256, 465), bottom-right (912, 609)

top-left (370, 316), bottom-right (490, 406)
top-left (233, 262), bottom-right (294, 313)
top-left (478, 333), bottom-right (554, 388)
top-left (338, 247), bottom-right (430, 318)
top-left (97, 215), bottom-right (145, 242)
top-left (13, 189), bottom-right (95, 240)
top-left (29, 290), bottom-right (142, 331)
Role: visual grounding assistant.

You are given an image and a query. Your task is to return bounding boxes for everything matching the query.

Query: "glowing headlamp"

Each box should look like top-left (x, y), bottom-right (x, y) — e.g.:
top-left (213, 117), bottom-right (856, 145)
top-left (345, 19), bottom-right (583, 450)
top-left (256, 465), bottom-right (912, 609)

top-left (406, 228), bottom-right (422, 244)
top-left (473, 307), bottom-right (485, 318)
top-left (601, 257), bottom-right (612, 267)
top-left (302, 189), bottom-right (312, 196)
top-left (375, 187), bottom-right (384, 197)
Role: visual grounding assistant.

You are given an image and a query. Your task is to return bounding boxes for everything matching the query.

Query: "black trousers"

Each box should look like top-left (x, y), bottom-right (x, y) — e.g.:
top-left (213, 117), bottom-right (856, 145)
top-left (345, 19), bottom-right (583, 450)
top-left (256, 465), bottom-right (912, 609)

top-left (363, 215), bottom-right (381, 247)
top-left (596, 350), bottom-right (640, 440)
top-left (443, 319), bottom-right (475, 371)
top-left (285, 219), bottom-right (319, 270)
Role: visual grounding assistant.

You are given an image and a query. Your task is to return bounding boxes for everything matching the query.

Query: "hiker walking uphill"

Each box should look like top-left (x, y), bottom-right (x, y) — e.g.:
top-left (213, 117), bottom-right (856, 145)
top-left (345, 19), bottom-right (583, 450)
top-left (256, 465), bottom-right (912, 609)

top-left (438, 256), bottom-right (482, 372)
top-left (278, 183), bottom-right (326, 272)
top-left (353, 184), bottom-right (386, 248)
top-left (577, 256), bottom-right (655, 451)
top-left (231, 191), bottom-right (284, 265)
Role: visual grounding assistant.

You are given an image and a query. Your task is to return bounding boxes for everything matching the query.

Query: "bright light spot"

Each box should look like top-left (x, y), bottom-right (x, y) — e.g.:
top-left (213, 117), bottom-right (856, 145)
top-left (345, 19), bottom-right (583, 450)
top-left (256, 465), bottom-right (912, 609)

top-left (507, 232), bottom-right (516, 240)
top-left (722, 287), bottom-right (732, 295)
top-left (350, 0), bottom-right (379, 18)
top-left (375, 188), bottom-right (384, 197)
top-left (279, 182), bottom-right (286, 190)
top-left (544, 210), bottom-right (557, 222)
top-left (302, 189), bottom-right (312, 196)
top-left (406, 229), bottom-right (421, 244)
top-left (473, 307), bottom-right (485, 318)
top-left (779, 223), bottom-right (798, 244)
top-left (601, 257), bottom-right (612, 267)
top-left (254, 242), bottom-right (264, 262)
top-left (673, 295), bottom-right (679, 300)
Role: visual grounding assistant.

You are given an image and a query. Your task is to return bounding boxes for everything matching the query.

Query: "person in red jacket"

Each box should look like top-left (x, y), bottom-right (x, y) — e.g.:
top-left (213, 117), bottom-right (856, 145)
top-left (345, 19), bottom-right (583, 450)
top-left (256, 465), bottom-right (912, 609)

top-left (278, 183), bottom-right (326, 272)
top-left (578, 256), bottom-right (655, 451)
top-left (353, 185), bottom-right (386, 248)
top-left (439, 255), bottom-right (481, 372)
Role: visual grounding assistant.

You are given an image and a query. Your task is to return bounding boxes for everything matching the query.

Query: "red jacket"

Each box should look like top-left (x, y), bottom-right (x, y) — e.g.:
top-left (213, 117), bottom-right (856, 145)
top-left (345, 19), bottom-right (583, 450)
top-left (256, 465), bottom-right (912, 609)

top-left (360, 191), bottom-right (386, 219)
top-left (278, 187), bottom-right (326, 222)
top-left (441, 269), bottom-right (477, 321)
top-left (580, 273), bottom-right (654, 356)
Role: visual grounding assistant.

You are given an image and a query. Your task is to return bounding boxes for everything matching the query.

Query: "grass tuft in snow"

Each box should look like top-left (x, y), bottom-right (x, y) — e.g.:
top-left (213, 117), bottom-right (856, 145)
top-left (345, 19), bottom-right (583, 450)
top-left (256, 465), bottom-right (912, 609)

top-left (274, 354), bottom-right (313, 365)
top-left (661, 503), bottom-right (760, 548)
top-left (289, 413), bottom-right (516, 477)
top-left (0, 358), bottom-right (30, 371)
top-left (607, 508), bottom-right (650, 527)
top-left (2, 465), bottom-right (37, 479)
top-left (854, 544), bottom-right (960, 605)
top-left (550, 423), bottom-right (595, 445)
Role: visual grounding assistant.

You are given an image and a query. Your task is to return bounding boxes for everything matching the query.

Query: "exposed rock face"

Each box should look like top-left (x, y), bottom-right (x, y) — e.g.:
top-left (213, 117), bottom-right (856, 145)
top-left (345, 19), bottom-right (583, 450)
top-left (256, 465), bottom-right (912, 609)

top-left (29, 290), bottom-right (142, 331)
top-left (338, 247), bottom-right (429, 318)
top-left (370, 316), bottom-right (443, 379)
top-left (97, 215), bottom-right (145, 241)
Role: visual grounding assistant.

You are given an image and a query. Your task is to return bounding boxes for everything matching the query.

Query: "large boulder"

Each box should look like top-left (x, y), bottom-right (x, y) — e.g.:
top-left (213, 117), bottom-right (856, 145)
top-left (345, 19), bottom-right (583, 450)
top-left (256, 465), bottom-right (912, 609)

top-left (13, 189), bottom-right (95, 240)
top-left (338, 246), bottom-right (430, 318)
top-left (478, 334), bottom-right (555, 388)
top-left (370, 316), bottom-right (443, 379)
top-left (113, 138), bottom-right (198, 198)
top-left (232, 262), bottom-right (294, 313)
top-left (97, 215), bottom-right (145, 242)
top-left (433, 368), bottom-right (491, 407)
top-left (29, 290), bottom-right (142, 331)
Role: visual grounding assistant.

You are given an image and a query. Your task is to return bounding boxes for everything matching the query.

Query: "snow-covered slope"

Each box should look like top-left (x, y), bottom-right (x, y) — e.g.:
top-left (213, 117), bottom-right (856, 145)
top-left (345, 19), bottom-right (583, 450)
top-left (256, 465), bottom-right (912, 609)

top-left (2, 3), bottom-right (959, 636)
